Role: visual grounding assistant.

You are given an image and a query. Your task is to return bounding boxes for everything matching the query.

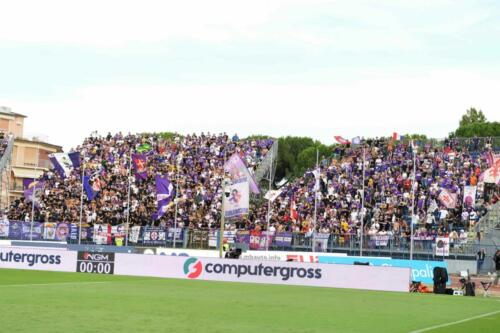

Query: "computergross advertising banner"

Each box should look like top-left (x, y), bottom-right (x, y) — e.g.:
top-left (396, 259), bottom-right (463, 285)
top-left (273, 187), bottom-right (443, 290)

top-left (114, 253), bottom-right (410, 292)
top-left (0, 246), bottom-right (77, 272)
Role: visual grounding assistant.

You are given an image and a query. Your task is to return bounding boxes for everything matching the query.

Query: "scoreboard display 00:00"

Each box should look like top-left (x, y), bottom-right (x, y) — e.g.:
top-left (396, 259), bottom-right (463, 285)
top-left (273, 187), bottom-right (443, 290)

top-left (76, 252), bottom-right (115, 274)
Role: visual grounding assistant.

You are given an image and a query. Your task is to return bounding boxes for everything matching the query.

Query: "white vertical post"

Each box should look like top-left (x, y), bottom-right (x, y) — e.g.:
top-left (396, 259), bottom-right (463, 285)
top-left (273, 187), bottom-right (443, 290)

top-left (30, 144), bottom-right (40, 241)
top-left (360, 146), bottom-right (365, 257)
top-left (78, 152), bottom-right (85, 245)
top-left (312, 148), bottom-right (319, 250)
top-left (410, 148), bottom-right (417, 261)
top-left (173, 160), bottom-right (180, 248)
top-left (125, 149), bottom-right (132, 246)
top-left (265, 148), bottom-right (273, 252)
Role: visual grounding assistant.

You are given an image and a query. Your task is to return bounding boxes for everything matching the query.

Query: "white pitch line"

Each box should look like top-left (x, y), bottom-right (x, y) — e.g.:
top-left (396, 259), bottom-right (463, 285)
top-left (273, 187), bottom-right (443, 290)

top-left (0, 281), bottom-right (110, 288)
top-left (409, 310), bottom-right (500, 333)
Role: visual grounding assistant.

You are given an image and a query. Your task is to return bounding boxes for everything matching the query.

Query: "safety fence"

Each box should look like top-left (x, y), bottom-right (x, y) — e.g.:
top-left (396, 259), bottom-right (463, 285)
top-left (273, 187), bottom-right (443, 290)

top-left (1, 221), bottom-right (492, 260)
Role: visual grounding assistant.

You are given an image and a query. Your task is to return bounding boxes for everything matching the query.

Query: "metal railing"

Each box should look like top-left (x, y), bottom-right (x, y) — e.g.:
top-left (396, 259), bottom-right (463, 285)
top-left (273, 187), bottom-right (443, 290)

top-left (2, 222), bottom-right (489, 261)
top-left (476, 202), bottom-right (500, 234)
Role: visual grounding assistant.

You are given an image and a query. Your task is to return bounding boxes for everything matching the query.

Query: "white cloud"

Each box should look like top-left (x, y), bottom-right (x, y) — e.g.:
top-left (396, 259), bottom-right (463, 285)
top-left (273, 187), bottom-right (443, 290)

top-left (2, 69), bottom-right (498, 151)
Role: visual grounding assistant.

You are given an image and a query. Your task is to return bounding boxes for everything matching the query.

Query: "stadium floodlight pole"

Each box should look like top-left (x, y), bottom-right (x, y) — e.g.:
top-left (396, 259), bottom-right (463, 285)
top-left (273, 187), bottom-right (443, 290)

top-left (265, 148), bottom-right (273, 252)
top-left (78, 152), bottom-right (85, 245)
top-left (125, 148), bottom-right (132, 247)
top-left (30, 144), bottom-right (40, 241)
top-left (173, 159), bottom-right (180, 249)
top-left (410, 147), bottom-right (417, 261)
top-left (360, 146), bottom-right (365, 257)
top-left (312, 148), bottom-right (319, 251)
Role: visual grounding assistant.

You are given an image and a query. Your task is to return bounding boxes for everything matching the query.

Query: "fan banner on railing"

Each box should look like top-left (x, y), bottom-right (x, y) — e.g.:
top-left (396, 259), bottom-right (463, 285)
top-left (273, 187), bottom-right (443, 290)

top-left (235, 230), bottom-right (250, 244)
top-left (129, 226), bottom-right (141, 243)
top-left (43, 222), bottom-right (57, 240)
top-left (7, 221), bottom-right (21, 239)
top-left (69, 224), bottom-right (79, 241)
top-left (435, 237), bottom-right (450, 257)
top-left (223, 178), bottom-right (249, 219)
top-left (93, 224), bottom-right (111, 245)
top-left (167, 227), bottom-right (184, 241)
top-left (249, 230), bottom-right (275, 250)
top-left (22, 222), bottom-right (43, 240)
top-left (142, 226), bottom-right (166, 246)
top-left (0, 220), bottom-right (9, 237)
top-left (111, 225), bottom-right (126, 239)
top-left (274, 232), bottom-right (293, 247)
top-left (312, 233), bottom-right (330, 252)
top-left (463, 186), bottom-right (477, 208)
top-left (55, 223), bottom-right (70, 241)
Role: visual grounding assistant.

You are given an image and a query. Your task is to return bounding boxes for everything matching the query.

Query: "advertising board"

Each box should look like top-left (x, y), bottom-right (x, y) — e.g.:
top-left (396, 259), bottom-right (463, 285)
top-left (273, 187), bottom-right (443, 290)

top-left (0, 246), bottom-right (76, 272)
top-left (114, 254), bottom-right (410, 292)
top-left (317, 256), bottom-right (448, 284)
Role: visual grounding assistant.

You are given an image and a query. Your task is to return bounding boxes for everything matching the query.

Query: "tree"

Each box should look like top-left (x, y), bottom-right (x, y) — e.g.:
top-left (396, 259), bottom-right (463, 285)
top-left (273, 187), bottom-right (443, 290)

top-left (452, 108), bottom-right (499, 137)
top-left (454, 122), bottom-right (500, 138)
top-left (459, 108), bottom-right (486, 127)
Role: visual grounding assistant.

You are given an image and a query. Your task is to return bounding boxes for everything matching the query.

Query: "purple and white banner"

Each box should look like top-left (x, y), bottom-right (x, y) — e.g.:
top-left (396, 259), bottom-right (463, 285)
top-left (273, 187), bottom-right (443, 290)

top-left (49, 152), bottom-right (80, 178)
top-left (224, 153), bottom-right (260, 194)
top-left (142, 227), bottom-right (166, 246)
top-left (223, 178), bottom-right (249, 219)
top-left (274, 232), bottom-right (293, 247)
top-left (0, 221), bottom-right (9, 237)
top-left (22, 222), bottom-right (43, 240)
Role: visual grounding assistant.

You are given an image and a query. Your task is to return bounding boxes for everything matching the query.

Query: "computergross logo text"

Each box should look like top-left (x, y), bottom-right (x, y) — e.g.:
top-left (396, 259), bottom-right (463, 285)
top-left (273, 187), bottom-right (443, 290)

top-left (0, 250), bottom-right (62, 267)
top-left (183, 258), bottom-right (322, 281)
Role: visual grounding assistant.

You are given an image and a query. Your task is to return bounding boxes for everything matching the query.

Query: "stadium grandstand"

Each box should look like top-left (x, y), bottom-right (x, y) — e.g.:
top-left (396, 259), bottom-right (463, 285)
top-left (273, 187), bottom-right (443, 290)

top-left (2, 132), bottom-right (499, 265)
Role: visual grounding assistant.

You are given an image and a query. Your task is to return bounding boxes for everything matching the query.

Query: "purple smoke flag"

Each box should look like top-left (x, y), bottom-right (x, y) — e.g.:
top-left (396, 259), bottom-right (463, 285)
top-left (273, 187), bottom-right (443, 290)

top-left (224, 153), bottom-right (260, 194)
top-left (49, 152), bottom-right (81, 178)
top-left (83, 175), bottom-right (101, 201)
top-left (24, 180), bottom-right (45, 207)
top-left (154, 175), bottom-right (175, 220)
top-left (132, 153), bottom-right (148, 180)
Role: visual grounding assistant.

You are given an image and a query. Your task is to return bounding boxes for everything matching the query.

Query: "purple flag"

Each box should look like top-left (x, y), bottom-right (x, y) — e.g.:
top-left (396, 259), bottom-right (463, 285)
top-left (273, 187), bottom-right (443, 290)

top-left (224, 153), bottom-right (260, 194)
top-left (49, 152), bottom-right (80, 178)
top-left (153, 175), bottom-right (174, 220)
top-left (132, 153), bottom-right (148, 180)
top-left (24, 180), bottom-right (45, 207)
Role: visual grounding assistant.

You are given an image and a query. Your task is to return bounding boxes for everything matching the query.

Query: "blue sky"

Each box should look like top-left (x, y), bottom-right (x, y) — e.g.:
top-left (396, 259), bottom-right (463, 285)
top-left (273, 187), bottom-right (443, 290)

top-left (1, 0), bottom-right (499, 150)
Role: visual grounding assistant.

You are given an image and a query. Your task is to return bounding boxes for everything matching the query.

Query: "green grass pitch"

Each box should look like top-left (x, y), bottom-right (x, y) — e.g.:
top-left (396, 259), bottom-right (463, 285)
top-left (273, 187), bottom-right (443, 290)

top-left (0, 269), bottom-right (498, 333)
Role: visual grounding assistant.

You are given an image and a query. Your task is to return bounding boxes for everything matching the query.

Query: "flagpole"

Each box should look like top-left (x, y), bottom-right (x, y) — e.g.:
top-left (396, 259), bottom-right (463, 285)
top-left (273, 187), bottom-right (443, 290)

top-left (360, 146), bottom-right (365, 257)
top-left (410, 145), bottom-right (416, 261)
top-left (173, 160), bottom-right (180, 249)
top-left (78, 152), bottom-right (85, 245)
top-left (265, 148), bottom-right (273, 252)
top-left (219, 152), bottom-right (227, 259)
top-left (125, 148), bottom-right (132, 247)
top-left (30, 144), bottom-right (40, 241)
top-left (312, 148), bottom-right (319, 251)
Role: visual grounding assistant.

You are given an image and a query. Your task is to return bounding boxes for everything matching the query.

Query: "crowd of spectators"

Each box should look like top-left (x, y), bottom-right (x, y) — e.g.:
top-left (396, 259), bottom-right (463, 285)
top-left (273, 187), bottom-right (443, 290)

top-left (8, 132), bottom-right (273, 230)
top-left (6, 133), bottom-right (500, 242)
top-left (248, 137), bottom-right (499, 242)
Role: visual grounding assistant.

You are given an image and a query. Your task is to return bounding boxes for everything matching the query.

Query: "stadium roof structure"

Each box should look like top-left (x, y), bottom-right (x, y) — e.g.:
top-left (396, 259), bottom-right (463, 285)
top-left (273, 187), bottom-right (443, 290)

top-left (0, 106), bottom-right (27, 118)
